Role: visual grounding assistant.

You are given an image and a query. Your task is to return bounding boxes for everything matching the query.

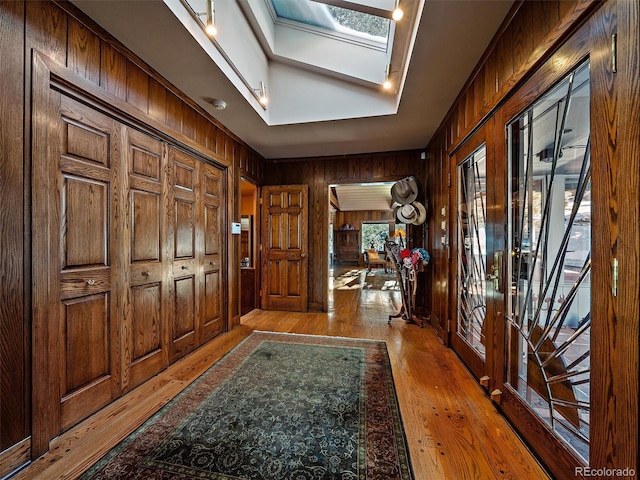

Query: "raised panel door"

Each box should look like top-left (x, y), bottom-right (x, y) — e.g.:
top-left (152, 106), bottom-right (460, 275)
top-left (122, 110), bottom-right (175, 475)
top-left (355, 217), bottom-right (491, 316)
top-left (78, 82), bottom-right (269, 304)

top-left (201, 163), bottom-right (223, 341)
top-left (168, 147), bottom-right (198, 361)
top-left (261, 185), bottom-right (309, 311)
top-left (56, 95), bottom-right (123, 431)
top-left (125, 128), bottom-right (166, 390)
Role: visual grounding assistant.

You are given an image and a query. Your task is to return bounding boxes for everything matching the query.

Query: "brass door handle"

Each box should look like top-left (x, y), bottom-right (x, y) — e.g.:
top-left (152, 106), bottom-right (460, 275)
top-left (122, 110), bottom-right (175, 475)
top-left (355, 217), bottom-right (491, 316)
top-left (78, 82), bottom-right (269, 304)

top-left (300, 253), bottom-right (307, 258)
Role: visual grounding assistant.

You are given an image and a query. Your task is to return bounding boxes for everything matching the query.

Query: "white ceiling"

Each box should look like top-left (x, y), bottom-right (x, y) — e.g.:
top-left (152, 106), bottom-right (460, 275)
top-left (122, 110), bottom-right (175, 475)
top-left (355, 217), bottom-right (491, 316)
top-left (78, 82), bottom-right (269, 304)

top-left (71, 0), bottom-right (513, 160)
top-left (333, 183), bottom-right (394, 211)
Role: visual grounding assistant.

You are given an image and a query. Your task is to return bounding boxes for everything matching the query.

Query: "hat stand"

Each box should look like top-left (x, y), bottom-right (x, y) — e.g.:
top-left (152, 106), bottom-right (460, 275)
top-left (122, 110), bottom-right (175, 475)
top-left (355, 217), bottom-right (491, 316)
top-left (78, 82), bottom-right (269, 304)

top-left (384, 239), bottom-right (427, 327)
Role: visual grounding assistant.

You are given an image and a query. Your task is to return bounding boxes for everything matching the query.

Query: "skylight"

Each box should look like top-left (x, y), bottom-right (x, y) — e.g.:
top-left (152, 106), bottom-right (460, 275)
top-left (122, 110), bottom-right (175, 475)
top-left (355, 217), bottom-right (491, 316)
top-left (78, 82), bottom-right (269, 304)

top-left (271, 0), bottom-right (390, 45)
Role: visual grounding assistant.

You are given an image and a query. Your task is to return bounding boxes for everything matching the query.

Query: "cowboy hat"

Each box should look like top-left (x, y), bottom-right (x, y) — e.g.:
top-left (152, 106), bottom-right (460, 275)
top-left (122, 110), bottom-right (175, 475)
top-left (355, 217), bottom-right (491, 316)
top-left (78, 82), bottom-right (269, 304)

top-left (411, 201), bottom-right (427, 225)
top-left (390, 176), bottom-right (419, 204)
top-left (396, 201), bottom-right (427, 225)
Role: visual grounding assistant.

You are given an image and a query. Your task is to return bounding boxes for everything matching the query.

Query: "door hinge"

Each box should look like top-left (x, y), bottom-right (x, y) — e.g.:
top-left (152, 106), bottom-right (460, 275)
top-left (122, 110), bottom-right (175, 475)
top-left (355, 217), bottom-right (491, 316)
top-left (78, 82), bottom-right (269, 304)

top-left (447, 172), bottom-right (451, 187)
top-left (446, 318), bottom-right (451, 333)
top-left (612, 34), bottom-right (617, 73)
top-left (612, 258), bottom-right (618, 296)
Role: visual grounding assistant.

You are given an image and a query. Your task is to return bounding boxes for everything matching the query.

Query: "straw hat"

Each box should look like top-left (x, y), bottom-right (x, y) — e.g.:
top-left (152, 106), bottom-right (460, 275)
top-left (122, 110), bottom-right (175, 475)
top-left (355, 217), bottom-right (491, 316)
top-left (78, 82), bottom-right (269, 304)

top-left (390, 176), bottom-right (419, 204)
top-left (396, 201), bottom-right (427, 225)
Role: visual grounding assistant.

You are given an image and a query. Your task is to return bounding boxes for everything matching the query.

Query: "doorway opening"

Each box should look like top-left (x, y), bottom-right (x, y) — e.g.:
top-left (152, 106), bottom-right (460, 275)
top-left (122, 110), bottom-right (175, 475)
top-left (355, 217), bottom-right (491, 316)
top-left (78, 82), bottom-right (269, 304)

top-left (240, 178), bottom-right (257, 316)
top-left (327, 182), bottom-right (403, 313)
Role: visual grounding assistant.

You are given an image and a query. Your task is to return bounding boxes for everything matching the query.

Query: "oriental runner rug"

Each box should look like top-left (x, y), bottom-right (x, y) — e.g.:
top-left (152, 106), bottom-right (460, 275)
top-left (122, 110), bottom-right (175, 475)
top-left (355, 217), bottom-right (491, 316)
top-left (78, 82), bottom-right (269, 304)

top-left (81, 332), bottom-right (413, 480)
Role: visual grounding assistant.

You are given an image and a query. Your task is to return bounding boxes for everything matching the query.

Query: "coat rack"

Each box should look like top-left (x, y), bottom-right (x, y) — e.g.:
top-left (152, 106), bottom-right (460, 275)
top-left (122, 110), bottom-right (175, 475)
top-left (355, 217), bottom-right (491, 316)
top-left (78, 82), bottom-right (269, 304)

top-left (385, 239), bottom-right (426, 327)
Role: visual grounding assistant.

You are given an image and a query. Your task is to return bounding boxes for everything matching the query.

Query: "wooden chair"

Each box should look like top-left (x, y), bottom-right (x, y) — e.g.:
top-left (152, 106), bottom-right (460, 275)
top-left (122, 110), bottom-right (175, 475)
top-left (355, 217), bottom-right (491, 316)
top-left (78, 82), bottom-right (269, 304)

top-left (365, 249), bottom-right (387, 272)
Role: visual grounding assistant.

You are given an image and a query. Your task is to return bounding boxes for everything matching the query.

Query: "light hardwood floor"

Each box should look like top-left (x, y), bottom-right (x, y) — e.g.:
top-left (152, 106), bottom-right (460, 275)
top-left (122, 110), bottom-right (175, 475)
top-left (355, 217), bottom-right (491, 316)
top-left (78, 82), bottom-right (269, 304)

top-left (14, 268), bottom-right (550, 479)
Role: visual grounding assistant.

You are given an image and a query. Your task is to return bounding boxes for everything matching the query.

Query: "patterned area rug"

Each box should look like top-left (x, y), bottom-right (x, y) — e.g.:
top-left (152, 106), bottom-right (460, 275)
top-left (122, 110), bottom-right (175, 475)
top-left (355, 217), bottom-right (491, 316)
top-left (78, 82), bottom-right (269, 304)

top-left (81, 332), bottom-right (413, 480)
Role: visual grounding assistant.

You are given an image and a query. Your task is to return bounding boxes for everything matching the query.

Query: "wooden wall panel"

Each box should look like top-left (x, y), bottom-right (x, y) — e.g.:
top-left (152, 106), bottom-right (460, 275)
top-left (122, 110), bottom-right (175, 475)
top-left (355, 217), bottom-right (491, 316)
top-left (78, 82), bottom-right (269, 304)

top-left (1, 0), bottom-right (27, 456)
top-left (100, 42), bottom-right (127, 100)
top-left (148, 77), bottom-right (167, 125)
top-left (423, 0), bottom-right (638, 477)
top-left (67, 17), bottom-right (100, 83)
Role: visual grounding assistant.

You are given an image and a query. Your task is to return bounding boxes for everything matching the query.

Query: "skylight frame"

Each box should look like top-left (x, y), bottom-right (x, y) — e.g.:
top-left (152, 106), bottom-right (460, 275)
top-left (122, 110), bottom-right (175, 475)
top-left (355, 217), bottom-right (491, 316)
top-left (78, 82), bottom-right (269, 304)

top-left (266, 0), bottom-right (393, 53)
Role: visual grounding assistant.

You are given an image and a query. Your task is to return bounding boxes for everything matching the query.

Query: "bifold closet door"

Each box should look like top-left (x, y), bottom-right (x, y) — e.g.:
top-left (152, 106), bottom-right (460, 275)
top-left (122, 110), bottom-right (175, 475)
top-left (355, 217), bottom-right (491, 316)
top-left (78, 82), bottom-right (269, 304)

top-left (167, 147), bottom-right (225, 362)
top-left (200, 162), bottom-right (224, 342)
top-left (125, 128), bottom-right (168, 390)
top-left (52, 94), bottom-right (125, 432)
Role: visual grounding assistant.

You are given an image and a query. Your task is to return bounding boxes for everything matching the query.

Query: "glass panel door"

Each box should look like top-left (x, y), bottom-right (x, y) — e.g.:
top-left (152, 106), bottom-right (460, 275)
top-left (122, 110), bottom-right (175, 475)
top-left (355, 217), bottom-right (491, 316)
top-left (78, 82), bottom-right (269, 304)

top-left (506, 60), bottom-right (591, 461)
top-left (457, 145), bottom-right (487, 359)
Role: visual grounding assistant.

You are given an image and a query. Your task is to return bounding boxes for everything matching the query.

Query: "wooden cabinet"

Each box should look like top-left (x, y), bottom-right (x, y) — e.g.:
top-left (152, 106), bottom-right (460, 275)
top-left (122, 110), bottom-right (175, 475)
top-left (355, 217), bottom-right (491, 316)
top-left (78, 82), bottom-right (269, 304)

top-left (333, 230), bottom-right (360, 265)
top-left (241, 268), bottom-right (256, 315)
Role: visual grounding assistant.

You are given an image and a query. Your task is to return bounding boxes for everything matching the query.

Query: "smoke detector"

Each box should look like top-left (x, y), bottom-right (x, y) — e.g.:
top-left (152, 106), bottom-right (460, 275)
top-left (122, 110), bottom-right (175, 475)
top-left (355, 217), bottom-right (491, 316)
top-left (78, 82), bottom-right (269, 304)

top-left (204, 97), bottom-right (227, 110)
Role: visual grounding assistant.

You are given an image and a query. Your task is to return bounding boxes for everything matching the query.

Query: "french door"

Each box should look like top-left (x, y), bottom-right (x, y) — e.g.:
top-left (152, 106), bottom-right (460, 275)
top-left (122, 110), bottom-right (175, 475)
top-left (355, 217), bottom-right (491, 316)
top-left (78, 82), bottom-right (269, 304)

top-left (452, 58), bottom-right (593, 478)
top-left (452, 121), bottom-right (502, 381)
top-left (499, 59), bottom-right (592, 472)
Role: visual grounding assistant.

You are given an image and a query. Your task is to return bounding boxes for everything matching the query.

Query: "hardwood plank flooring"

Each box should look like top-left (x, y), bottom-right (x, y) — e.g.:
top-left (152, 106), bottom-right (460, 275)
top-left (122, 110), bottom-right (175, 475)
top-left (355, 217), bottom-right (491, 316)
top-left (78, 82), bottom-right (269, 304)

top-left (13, 267), bottom-right (550, 479)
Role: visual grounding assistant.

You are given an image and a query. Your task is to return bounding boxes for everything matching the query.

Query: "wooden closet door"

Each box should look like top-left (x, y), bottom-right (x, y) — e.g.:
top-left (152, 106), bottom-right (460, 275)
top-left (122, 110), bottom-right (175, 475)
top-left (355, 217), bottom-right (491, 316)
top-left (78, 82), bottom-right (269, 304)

top-left (124, 128), bottom-right (168, 390)
top-left (168, 147), bottom-right (199, 361)
top-left (201, 163), bottom-right (224, 342)
top-left (55, 95), bottom-right (124, 431)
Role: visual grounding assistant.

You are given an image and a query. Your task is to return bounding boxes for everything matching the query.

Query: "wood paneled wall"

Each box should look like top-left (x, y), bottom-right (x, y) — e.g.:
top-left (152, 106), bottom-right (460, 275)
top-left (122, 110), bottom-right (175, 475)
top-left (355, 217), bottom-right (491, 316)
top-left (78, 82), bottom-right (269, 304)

top-left (0, 0), bottom-right (264, 470)
top-left (265, 151), bottom-right (423, 311)
top-left (423, 0), bottom-right (600, 340)
top-left (423, 0), bottom-right (639, 477)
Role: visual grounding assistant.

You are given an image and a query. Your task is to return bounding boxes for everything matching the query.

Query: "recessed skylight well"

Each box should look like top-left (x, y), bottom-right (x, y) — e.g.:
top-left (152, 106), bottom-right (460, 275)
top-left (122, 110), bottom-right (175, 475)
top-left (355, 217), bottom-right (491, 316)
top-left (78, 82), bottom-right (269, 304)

top-left (172, 0), bottom-right (419, 124)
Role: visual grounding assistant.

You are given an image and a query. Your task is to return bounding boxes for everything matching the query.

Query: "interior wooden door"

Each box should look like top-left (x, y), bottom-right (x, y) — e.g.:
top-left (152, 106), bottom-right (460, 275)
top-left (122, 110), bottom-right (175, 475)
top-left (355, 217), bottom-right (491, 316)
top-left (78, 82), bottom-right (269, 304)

top-left (261, 185), bottom-right (309, 311)
top-left (167, 147), bottom-right (226, 362)
top-left (124, 128), bottom-right (167, 390)
top-left (168, 147), bottom-right (200, 361)
top-left (52, 94), bottom-right (124, 432)
top-left (200, 162), bottom-right (224, 342)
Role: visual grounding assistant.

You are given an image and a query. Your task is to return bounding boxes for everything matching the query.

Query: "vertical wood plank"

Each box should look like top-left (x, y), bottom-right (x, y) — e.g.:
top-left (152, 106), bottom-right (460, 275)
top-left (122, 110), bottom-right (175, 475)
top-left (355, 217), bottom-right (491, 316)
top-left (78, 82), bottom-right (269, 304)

top-left (0, 0), bottom-right (27, 454)
top-left (511, 1), bottom-right (534, 74)
top-left (496, 26), bottom-right (514, 92)
top-left (126, 61), bottom-right (149, 114)
top-left (458, 92), bottom-right (467, 132)
top-left (473, 65), bottom-right (486, 119)
top-left (148, 77), bottom-right (167, 125)
top-left (347, 157), bottom-right (360, 180)
top-left (195, 113), bottom-right (208, 149)
top-left (205, 121), bottom-right (217, 153)
top-left (67, 17), bottom-right (100, 84)
top-left (359, 157), bottom-right (372, 181)
top-left (100, 42), bottom-right (127, 100)
top-left (181, 103), bottom-right (196, 141)
top-left (165, 91), bottom-right (182, 133)
top-left (215, 127), bottom-right (226, 159)
top-left (372, 156), bottom-right (385, 179)
top-left (26, 0), bottom-right (67, 65)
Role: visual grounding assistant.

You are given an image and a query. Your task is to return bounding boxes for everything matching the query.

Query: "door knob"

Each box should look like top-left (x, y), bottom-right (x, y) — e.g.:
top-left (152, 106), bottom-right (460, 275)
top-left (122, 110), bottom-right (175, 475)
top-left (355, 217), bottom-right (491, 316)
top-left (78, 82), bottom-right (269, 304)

top-left (300, 253), bottom-right (307, 258)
